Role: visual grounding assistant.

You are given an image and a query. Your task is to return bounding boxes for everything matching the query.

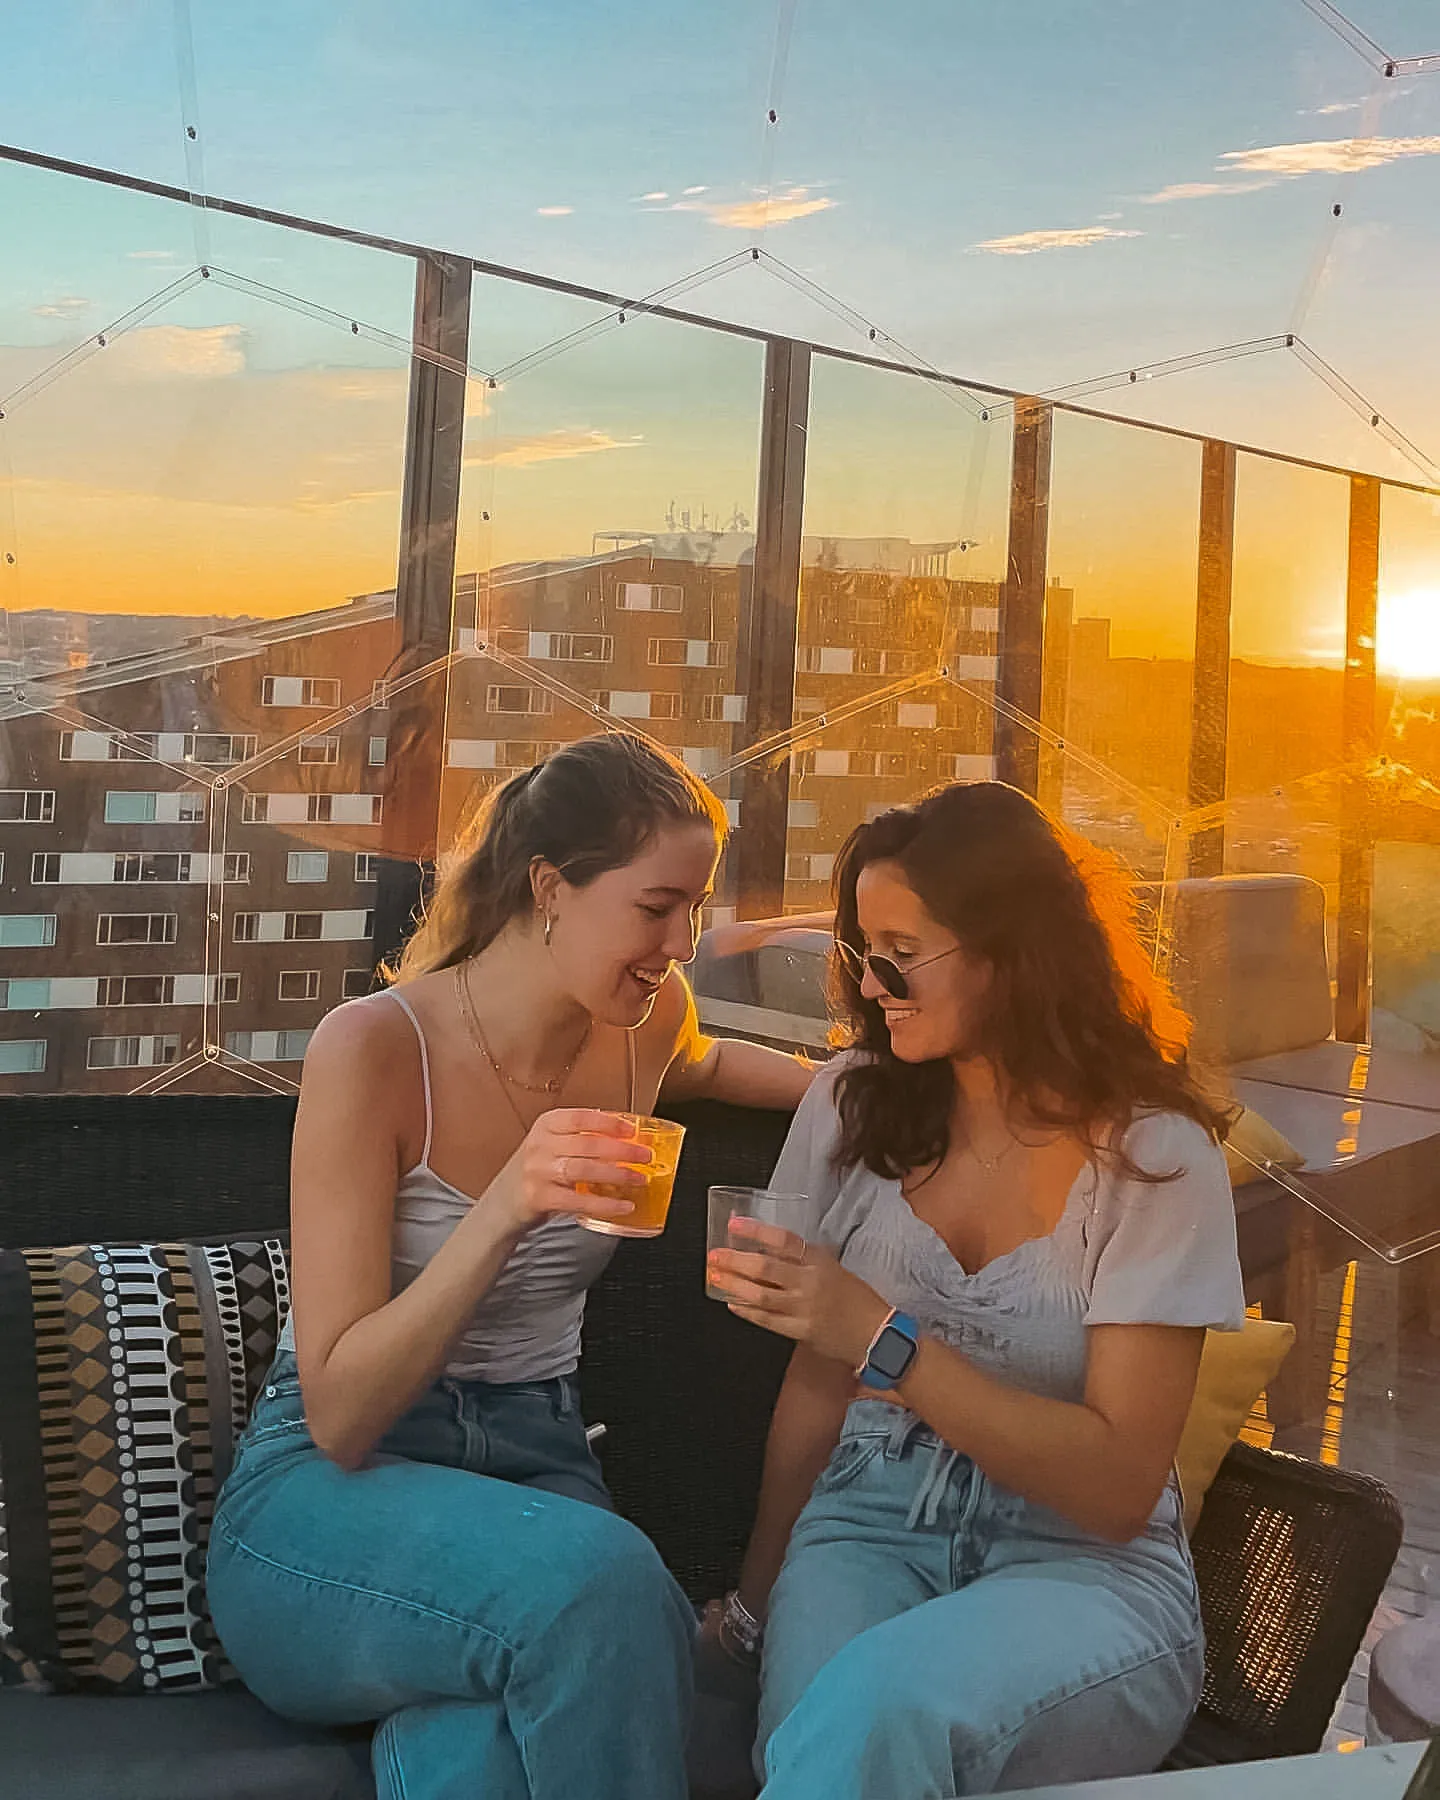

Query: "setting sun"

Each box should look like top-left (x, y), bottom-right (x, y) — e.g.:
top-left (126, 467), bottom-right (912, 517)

top-left (1377, 589), bottom-right (1440, 681)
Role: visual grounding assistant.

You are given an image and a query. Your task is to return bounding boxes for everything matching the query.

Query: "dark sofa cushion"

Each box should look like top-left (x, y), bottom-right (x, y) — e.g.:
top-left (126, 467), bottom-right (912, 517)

top-left (0, 1690), bottom-right (373, 1800)
top-left (0, 1236), bottom-right (289, 1693)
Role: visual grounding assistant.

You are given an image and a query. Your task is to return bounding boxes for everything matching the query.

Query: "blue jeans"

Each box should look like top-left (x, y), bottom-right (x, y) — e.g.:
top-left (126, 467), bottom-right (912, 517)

top-left (757, 1400), bottom-right (1204, 1797)
top-left (207, 1350), bottom-right (695, 1800)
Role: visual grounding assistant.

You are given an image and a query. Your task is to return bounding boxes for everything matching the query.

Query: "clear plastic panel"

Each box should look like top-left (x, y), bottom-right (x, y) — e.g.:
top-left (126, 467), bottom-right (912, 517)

top-left (443, 272), bottom-right (765, 911)
top-left (1047, 411), bottom-right (1202, 842)
top-left (785, 355), bottom-right (1012, 910)
top-left (0, 157), bottom-right (414, 1093)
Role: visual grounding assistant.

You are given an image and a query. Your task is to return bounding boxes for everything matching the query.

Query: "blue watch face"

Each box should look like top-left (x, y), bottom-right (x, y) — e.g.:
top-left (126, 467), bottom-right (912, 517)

top-left (868, 1323), bottom-right (916, 1382)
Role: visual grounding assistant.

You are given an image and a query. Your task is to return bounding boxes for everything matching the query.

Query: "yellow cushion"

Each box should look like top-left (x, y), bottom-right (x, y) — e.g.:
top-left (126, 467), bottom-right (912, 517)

top-left (1221, 1105), bottom-right (1305, 1188)
top-left (1176, 1316), bottom-right (1296, 1533)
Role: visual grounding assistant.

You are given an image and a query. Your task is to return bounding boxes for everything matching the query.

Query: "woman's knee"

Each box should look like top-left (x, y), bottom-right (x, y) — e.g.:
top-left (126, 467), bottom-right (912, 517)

top-left (555, 1509), bottom-right (692, 1646)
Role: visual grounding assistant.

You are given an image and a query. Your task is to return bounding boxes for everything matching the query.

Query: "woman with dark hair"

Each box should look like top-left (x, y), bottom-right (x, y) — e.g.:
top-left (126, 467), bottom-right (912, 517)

top-left (706, 780), bottom-right (1243, 1797)
top-left (208, 732), bottom-right (813, 1800)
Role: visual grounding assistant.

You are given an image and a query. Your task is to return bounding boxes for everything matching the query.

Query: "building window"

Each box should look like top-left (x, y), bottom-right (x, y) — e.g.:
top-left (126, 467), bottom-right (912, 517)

top-left (0, 1039), bottom-right (47, 1074)
top-left (618, 582), bottom-right (683, 612)
top-left (849, 597), bottom-right (886, 626)
top-left (97, 975), bottom-right (175, 1007)
top-left (278, 970), bottom-right (322, 1002)
top-left (647, 639), bottom-right (727, 669)
top-left (896, 703), bottom-right (937, 730)
top-left (342, 967), bottom-right (372, 1000)
top-left (287, 851), bottom-right (330, 884)
top-left (225, 1028), bottom-right (313, 1063)
top-left (785, 852), bottom-right (836, 884)
top-left (355, 853), bottom-right (379, 883)
top-left (298, 735), bottom-right (340, 765)
top-left (262, 676), bottom-right (341, 707)
top-left (0, 978), bottom-right (51, 1010)
top-left (217, 974), bottom-right (241, 1003)
top-left (233, 913), bottom-right (259, 943)
top-left (114, 852), bottom-right (191, 884)
top-left (787, 801), bottom-right (819, 830)
top-left (185, 734), bottom-right (257, 766)
top-left (223, 852), bottom-right (251, 883)
top-left (368, 737), bottom-right (387, 766)
top-left (242, 793), bottom-right (382, 827)
top-left (599, 691), bottom-right (681, 721)
top-left (494, 631), bottom-right (612, 663)
top-left (797, 646), bottom-right (855, 676)
top-left (486, 684), bottom-right (553, 715)
top-left (0, 914), bottom-right (57, 948)
top-left (0, 790), bottom-right (56, 824)
top-left (104, 790), bottom-right (206, 825)
top-left (701, 694), bottom-right (747, 723)
top-left (87, 1034), bottom-right (180, 1070)
top-left (286, 912), bottom-right (324, 941)
top-left (97, 913), bottom-right (177, 946)
top-left (31, 853), bottom-right (61, 884)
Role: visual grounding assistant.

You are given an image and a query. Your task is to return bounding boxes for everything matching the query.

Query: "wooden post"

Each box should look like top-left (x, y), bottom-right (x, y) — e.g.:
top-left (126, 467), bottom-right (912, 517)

top-left (995, 398), bottom-right (1052, 794)
top-left (1187, 440), bottom-right (1236, 876)
top-left (733, 338), bottom-right (809, 919)
top-left (1336, 475), bottom-right (1380, 1044)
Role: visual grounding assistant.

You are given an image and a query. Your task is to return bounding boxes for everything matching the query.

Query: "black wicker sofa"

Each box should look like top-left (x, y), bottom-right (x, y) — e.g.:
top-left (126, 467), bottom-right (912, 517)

top-left (0, 1096), bottom-right (1404, 1799)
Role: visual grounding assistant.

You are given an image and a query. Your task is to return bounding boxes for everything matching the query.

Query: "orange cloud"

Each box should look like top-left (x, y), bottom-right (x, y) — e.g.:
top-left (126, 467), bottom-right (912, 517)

top-left (1220, 134), bottom-right (1440, 176)
top-left (31, 296), bottom-right (93, 320)
top-left (1141, 179), bottom-right (1274, 203)
top-left (463, 428), bottom-right (640, 469)
top-left (1142, 134), bottom-right (1440, 203)
top-left (658, 185), bottom-right (835, 229)
top-left (107, 323), bottom-right (249, 379)
top-left (973, 225), bottom-right (1141, 256)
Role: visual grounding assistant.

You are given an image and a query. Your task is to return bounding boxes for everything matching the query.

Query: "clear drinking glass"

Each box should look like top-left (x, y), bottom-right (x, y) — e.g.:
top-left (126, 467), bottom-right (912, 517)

top-left (575, 1114), bottom-right (687, 1239)
top-left (706, 1185), bottom-right (814, 1298)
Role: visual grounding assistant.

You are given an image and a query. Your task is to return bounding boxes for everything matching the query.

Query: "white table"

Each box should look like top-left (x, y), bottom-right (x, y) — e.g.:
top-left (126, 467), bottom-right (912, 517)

top-left (1013, 1741), bottom-right (1426, 1800)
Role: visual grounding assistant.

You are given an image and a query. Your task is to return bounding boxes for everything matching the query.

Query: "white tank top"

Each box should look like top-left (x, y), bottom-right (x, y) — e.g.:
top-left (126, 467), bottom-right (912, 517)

top-left (279, 988), bottom-right (631, 1383)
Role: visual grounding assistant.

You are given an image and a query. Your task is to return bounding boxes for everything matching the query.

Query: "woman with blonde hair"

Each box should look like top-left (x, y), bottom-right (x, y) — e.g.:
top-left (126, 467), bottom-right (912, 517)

top-left (209, 731), bottom-right (813, 1800)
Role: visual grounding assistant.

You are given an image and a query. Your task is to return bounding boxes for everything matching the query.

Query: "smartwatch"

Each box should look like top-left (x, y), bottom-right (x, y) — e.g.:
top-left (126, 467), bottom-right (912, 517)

top-left (856, 1309), bottom-right (920, 1390)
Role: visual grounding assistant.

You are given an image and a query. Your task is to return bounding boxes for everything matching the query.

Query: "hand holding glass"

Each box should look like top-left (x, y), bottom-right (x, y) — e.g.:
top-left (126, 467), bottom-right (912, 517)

top-left (576, 1115), bottom-right (686, 1238)
top-left (706, 1186), bottom-right (814, 1299)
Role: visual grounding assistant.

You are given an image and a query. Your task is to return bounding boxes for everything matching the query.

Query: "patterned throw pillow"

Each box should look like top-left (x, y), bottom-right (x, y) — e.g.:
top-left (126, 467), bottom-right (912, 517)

top-left (0, 1237), bottom-right (290, 1694)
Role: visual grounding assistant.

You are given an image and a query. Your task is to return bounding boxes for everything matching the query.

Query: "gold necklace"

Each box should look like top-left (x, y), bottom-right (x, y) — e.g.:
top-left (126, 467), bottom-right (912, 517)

top-left (966, 1128), bottom-right (1020, 1175)
top-left (453, 963), bottom-right (592, 1100)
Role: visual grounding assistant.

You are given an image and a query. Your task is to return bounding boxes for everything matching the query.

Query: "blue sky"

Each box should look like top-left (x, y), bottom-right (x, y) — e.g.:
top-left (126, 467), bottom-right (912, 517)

top-left (3, 3), bottom-right (1440, 645)
top-left (5, 0), bottom-right (1439, 454)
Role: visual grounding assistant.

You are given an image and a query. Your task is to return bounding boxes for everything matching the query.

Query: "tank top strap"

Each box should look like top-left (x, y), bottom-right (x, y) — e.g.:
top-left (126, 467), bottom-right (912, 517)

top-left (386, 988), bottom-right (435, 1167)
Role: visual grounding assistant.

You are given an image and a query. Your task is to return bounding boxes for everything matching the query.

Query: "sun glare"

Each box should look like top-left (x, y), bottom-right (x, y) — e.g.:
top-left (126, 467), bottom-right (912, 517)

top-left (1377, 589), bottom-right (1440, 682)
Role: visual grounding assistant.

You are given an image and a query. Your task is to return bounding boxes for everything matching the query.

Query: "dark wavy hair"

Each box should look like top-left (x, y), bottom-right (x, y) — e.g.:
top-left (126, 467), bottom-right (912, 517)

top-left (394, 732), bottom-right (729, 980)
top-left (831, 781), bottom-right (1228, 1182)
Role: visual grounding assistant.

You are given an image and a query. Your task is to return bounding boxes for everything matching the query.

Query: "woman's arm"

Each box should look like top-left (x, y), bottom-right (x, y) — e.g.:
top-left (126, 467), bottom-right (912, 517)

top-left (658, 971), bottom-right (816, 1110)
top-left (735, 1346), bottom-right (855, 1616)
top-left (291, 1004), bottom-right (646, 1471)
top-left (887, 1323), bottom-right (1203, 1541)
top-left (709, 1229), bottom-right (1204, 1542)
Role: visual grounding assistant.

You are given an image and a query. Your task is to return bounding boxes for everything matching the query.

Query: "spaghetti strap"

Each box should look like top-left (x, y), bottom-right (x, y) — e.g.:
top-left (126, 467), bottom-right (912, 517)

top-left (386, 989), bottom-right (435, 1167)
top-left (626, 1026), bottom-right (637, 1113)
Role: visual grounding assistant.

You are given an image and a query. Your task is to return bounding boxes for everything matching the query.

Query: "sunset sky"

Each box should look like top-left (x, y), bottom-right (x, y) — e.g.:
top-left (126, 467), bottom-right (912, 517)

top-left (3, 2), bottom-right (1440, 665)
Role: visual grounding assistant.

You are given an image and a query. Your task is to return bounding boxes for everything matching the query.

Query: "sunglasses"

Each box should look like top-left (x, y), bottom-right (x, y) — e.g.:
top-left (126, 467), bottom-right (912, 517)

top-left (834, 938), bottom-right (962, 1001)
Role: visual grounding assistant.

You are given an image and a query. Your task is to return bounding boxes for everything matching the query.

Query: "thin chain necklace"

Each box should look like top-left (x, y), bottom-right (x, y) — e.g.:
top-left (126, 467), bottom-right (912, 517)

top-left (965, 1126), bottom-right (1021, 1175)
top-left (453, 962), bottom-right (592, 1104)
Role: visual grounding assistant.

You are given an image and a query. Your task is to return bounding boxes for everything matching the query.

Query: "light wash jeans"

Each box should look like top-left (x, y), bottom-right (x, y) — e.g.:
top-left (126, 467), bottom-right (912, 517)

top-left (757, 1399), bottom-right (1204, 1797)
top-left (207, 1349), bottom-right (695, 1800)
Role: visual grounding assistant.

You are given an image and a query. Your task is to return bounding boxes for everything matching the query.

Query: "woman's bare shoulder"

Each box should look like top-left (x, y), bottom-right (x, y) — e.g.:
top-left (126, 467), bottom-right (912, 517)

top-left (300, 990), bottom-right (417, 1093)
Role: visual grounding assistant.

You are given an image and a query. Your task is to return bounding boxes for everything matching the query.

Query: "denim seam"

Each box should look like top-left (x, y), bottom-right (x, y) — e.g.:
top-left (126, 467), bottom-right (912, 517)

top-left (375, 1714), bottom-right (408, 1799)
top-left (213, 1517), bottom-right (518, 1654)
top-left (953, 1630), bottom-right (1203, 1787)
